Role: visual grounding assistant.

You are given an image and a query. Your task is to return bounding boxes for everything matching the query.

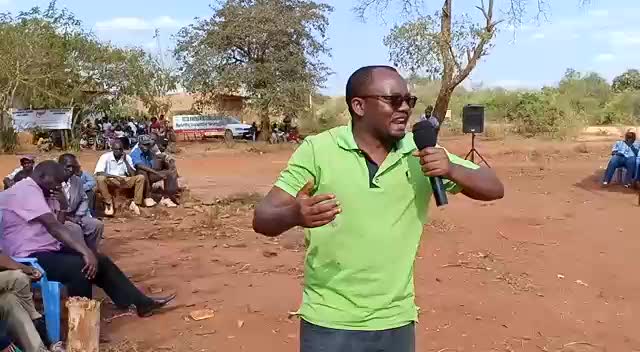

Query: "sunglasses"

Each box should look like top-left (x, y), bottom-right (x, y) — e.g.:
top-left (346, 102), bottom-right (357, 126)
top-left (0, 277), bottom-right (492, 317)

top-left (358, 95), bottom-right (418, 109)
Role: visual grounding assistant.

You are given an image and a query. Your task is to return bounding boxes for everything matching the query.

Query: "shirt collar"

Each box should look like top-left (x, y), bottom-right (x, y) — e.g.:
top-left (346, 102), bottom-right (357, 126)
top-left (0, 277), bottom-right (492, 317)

top-left (109, 152), bottom-right (124, 162)
top-left (335, 123), bottom-right (417, 155)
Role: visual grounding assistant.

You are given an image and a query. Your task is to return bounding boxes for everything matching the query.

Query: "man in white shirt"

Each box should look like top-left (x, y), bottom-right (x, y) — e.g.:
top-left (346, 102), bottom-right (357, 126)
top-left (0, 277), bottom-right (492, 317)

top-left (94, 140), bottom-right (155, 216)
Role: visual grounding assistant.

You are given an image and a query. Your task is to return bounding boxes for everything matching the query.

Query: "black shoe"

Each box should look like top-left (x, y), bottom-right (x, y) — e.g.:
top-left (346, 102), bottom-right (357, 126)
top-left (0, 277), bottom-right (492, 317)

top-left (32, 316), bottom-right (51, 347)
top-left (136, 293), bottom-right (176, 317)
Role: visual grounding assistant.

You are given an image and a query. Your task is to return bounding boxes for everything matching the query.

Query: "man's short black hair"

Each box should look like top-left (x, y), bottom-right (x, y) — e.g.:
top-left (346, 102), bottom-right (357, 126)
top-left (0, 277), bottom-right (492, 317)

top-left (345, 65), bottom-right (398, 116)
top-left (32, 160), bottom-right (66, 181)
top-left (58, 153), bottom-right (77, 164)
top-left (13, 170), bottom-right (29, 183)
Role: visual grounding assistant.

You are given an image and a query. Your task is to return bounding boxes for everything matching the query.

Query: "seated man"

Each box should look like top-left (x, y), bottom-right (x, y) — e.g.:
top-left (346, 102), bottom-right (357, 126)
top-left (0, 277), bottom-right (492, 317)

top-left (602, 130), bottom-right (638, 187)
top-left (0, 161), bottom-right (175, 318)
top-left (0, 254), bottom-right (55, 352)
top-left (94, 140), bottom-right (155, 216)
top-left (57, 154), bottom-right (103, 252)
top-left (155, 137), bottom-right (177, 172)
top-left (3, 156), bottom-right (35, 190)
top-left (130, 135), bottom-right (178, 208)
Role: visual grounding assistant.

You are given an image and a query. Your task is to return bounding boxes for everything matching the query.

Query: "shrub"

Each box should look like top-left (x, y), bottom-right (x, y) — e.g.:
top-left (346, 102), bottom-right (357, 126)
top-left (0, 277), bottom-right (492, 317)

top-left (0, 127), bottom-right (18, 152)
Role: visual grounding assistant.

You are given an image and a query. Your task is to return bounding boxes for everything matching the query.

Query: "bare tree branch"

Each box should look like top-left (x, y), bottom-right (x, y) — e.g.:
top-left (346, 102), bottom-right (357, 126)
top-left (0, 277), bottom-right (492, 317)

top-left (451, 0), bottom-right (498, 87)
top-left (448, 42), bottom-right (462, 74)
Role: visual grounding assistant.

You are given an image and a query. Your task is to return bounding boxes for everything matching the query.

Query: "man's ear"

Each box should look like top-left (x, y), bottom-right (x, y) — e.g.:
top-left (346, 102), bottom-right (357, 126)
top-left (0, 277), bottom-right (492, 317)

top-left (351, 97), bottom-right (366, 117)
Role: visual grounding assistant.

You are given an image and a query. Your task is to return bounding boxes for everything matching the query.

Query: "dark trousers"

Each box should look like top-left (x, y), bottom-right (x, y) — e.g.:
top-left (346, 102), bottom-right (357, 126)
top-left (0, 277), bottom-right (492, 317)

top-left (86, 190), bottom-right (96, 217)
top-left (300, 320), bottom-right (415, 352)
top-left (31, 248), bottom-right (153, 309)
top-left (136, 168), bottom-right (178, 200)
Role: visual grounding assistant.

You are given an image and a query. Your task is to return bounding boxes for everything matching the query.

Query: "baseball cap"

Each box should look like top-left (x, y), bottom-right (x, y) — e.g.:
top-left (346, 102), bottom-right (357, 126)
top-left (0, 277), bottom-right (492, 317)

top-left (138, 135), bottom-right (154, 146)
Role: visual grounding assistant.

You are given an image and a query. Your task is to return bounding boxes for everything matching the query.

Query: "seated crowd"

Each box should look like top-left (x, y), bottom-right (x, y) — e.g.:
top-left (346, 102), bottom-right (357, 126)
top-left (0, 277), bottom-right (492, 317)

top-left (602, 129), bottom-right (639, 187)
top-left (0, 135), bottom-right (180, 351)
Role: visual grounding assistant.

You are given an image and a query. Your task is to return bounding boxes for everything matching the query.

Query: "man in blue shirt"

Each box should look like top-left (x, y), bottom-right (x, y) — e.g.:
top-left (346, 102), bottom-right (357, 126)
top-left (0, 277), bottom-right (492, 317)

top-left (603, 130), bottom-right (638, 187)
top-left (130, 135), bottom-right (178, 208)
top-left (79, 170), bottom-right (97, 217)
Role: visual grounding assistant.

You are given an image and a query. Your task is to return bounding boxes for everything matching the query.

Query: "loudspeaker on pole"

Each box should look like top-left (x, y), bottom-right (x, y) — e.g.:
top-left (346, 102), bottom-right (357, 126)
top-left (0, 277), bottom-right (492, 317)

top-left (462, 104), bottom-right (485, 134)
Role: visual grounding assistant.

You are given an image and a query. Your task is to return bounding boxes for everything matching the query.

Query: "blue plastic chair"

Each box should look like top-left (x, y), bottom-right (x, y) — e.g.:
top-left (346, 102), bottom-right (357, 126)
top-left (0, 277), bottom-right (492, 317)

top-left (0, 210), bottom-right (62, 343)
top-left (13, 258), bottom-right (63, 343)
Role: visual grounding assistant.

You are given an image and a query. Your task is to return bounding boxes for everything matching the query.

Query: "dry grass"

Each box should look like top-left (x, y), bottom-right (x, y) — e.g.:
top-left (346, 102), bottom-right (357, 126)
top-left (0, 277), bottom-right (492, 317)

top-left (215, 192), bottom-right (263, 207)
top-left (203, 205), bottom-right (221, 229)
top-left (199, 192), bottom-right (262, 229)
top-left (483, 124), bottom-right (511, 141)
top-left (573, 143), bottom-right (590, 154)
top-left (102, 340), bottom-right (141, 352)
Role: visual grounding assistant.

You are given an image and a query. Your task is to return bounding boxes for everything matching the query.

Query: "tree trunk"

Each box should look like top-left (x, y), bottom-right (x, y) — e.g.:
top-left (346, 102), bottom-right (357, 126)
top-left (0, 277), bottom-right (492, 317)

top-left (433, 86), bottom-right (454, 124)
top-left (434, 0), bottom-right (454, 124)
top-left (259, 106), bottom-right (270, 141)
top-left (66, 297), bottom-right (100, 352)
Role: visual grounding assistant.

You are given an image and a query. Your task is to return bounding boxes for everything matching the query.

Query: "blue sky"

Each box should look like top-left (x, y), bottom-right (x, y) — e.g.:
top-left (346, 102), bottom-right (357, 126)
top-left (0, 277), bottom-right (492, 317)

top-left (1, 0), bottom-right (639, 95)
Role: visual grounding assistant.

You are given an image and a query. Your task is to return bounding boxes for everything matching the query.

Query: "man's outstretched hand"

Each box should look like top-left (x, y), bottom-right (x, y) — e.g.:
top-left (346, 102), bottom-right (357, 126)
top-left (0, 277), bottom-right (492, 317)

top-left (295, 181), bottom-right (341, 228)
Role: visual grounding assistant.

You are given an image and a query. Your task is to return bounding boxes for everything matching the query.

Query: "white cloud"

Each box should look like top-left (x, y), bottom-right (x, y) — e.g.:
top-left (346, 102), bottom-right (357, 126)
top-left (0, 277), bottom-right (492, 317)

top-left (95, 16), bottom-right (185, 32)
top-left (594, 53), bottom-right (615, 62)
top-left (531, 32), bottom-right (545, 40)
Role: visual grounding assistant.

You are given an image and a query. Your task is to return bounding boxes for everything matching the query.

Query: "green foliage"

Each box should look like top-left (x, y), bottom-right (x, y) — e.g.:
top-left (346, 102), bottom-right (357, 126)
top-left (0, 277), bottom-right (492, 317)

top-left (384, 13), bottom-right (485, 79)
top-left (402, 68), bottom-right (640, 139)
top-left (0, 1), bottom-right (178, 133)
top-left (174, 0), bottom-right (333, 133)
top-left (601, 91), bottom-right (640, 125)
top-left (0, 127), bottom-right (18, 153)
top-left (302, 96), bottom-right (348, 133)
top-left (612, 69), bottom-right (640, 93)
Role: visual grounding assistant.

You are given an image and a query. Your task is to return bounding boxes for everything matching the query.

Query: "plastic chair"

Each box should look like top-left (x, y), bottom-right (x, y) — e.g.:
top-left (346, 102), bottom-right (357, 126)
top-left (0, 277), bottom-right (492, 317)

top-left (0, 210), bottom-right (62, 343)
top-left (13, 258), bottom-right (62, 344)
top-left (614, 167), bottom-right (626, 184)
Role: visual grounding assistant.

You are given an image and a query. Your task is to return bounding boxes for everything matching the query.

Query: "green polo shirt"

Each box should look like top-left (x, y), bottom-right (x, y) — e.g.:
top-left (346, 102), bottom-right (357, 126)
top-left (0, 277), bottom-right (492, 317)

top-left (275, 124), bottom-right (479, 331)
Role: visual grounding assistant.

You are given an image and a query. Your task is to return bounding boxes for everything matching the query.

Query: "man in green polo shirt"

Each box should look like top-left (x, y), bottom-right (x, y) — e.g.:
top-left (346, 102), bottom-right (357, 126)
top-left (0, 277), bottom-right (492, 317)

top-left (253, 66), bottom-right (504, 352)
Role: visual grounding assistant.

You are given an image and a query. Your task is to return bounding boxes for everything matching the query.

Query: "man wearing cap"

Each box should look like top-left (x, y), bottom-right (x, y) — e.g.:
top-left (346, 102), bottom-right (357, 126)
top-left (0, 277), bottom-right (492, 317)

top-left (130, 135), bottom-right (178, 208)
top-left (3, 156), bottom-right (35, 190)
top-left (94, 140), bottom-right (155, 216)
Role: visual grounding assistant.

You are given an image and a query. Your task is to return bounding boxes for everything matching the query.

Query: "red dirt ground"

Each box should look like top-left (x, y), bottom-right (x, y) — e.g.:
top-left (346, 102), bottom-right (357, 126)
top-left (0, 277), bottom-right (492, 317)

top-left (1, 136), bottom-right (638, 352)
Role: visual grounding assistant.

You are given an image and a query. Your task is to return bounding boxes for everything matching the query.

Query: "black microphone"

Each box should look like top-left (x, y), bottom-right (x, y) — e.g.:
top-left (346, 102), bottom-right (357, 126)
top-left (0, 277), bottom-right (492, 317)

top-left (413, 120), bottom-right (448, 207)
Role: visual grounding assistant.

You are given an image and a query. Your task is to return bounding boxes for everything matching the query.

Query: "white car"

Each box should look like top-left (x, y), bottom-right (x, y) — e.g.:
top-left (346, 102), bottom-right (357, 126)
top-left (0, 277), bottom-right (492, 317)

top-left (203, 117), bottom-right (252, 139)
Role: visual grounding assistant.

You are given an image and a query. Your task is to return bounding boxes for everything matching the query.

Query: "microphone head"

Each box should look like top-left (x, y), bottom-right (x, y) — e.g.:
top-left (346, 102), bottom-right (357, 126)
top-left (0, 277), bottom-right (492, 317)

top-left (412, 120), bottom-right (437, 150)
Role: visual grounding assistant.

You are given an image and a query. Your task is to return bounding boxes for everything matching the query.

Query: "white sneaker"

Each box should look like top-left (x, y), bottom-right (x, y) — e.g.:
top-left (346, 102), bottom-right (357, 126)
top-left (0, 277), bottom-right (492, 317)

top-left (160, 197), bottom-right (178, 208)
top-left (129, 201), bottom-right (141, 215)
top-left (144, 198), bottom-right (157, 207)
top-left (104, 203), bottom-right (114, 216)
top-left (50, 341), bottom-right (67, 352)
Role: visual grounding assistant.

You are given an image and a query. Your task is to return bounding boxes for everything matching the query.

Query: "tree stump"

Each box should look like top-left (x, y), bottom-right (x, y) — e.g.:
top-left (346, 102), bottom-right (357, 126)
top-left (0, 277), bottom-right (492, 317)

top-left (66, 297), bottom-right (101, 352)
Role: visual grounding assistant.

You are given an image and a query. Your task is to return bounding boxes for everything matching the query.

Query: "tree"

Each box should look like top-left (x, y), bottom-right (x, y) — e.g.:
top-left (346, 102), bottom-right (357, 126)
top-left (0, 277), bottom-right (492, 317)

top-left (612, 69), bottom-right (640, 93)
top-left (0, 1), bottom-right (178, 139)
top-left (174, 0), bottom-right (332, 137)
top-left (355, 0), bottom-right (589, 123)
